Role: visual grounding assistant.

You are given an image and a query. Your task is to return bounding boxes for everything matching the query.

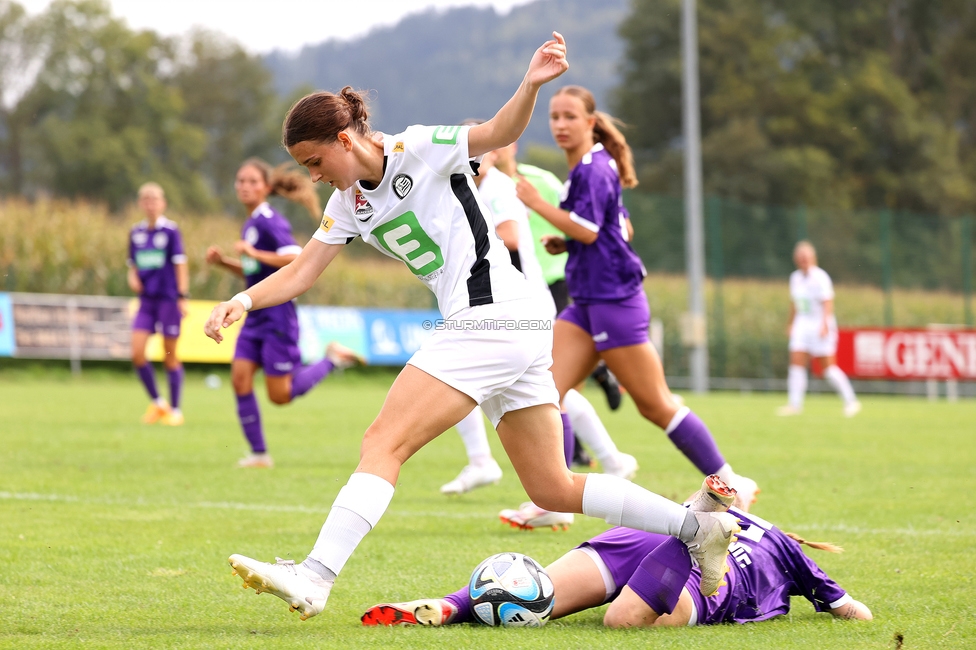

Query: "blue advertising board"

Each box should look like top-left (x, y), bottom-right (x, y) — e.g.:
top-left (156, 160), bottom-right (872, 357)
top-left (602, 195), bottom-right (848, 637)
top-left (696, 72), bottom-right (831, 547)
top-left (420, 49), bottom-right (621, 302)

top-left (0, 293), bottom-right (14, 356)
top-left (297, 306), bottom-right (439, 365)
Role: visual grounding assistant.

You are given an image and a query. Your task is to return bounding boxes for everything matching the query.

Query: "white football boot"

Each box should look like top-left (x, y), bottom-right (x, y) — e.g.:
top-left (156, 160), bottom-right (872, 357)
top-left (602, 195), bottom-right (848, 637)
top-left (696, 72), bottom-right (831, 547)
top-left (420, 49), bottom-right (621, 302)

top-left (361, 599), bottom-right (457, 626)
top-left (440, 460), bottom-right (503, 495)
top-left (602, 452), bottom-right (639, 480)
top-left (229, 555), bottom-right (332, 620)
top-left (775, 405), bottom-right (802, 416)
top-left (498, 502), bottom-right (574, 531)
top-left (685, 511), bottom-right (741, 597)
top-left (729, 474), bottom-right (760, 513)
top-left (843, 400), bottom-right (862, 418)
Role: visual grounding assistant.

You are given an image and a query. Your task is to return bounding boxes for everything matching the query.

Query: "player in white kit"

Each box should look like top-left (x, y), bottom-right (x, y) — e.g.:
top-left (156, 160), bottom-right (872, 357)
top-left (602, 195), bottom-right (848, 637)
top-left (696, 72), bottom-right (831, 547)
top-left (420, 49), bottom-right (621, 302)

top-left (204, 33), bottom-right (739, 621)
top-left (779, 241), bottom-right (860, 417)
top-left (440, 133), bottom-right (637, 501)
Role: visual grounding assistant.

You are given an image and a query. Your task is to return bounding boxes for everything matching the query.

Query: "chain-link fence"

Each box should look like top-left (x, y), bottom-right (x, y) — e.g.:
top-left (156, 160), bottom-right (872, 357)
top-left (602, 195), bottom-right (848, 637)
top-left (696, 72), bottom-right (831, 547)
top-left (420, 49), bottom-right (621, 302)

top-left (625, 191), bottom-right (976, 378)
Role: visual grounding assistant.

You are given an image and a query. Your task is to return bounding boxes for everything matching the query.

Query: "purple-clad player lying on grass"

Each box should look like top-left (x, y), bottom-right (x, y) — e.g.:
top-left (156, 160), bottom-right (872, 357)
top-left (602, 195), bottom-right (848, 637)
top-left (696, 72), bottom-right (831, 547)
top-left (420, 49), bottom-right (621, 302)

top-left (362, 476), bottom-right (872, 629)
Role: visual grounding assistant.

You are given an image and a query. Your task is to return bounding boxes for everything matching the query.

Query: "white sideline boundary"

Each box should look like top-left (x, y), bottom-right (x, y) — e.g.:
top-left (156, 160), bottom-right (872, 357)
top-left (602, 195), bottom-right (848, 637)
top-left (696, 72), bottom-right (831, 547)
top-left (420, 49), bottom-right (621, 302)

top-left (0, 490), bottom-right (971, 534)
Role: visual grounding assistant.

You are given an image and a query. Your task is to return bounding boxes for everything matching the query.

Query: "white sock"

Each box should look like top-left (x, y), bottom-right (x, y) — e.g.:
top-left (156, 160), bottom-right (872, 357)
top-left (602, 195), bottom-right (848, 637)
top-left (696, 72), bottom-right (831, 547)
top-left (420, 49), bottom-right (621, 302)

top-left (563, 389), bottom-right (620, 465)
top-left (581, 473), bottom-right (697, 542)
top-left (787, 365), bottom-right (808, 409)
top-left (825, 365), bottom-right (857, 405)
top-left (714, 462), bottom-right (735, 485)
top-left (307, 473), bottom-right (394, 576)
top-left (455, 407), bottom-right (493, 465)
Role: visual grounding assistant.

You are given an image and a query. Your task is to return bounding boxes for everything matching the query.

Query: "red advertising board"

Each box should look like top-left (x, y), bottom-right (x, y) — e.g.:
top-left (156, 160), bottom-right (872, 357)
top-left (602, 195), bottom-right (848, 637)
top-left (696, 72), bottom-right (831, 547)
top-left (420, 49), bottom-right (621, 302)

top-left (836, 328), bottom-right (976, 380)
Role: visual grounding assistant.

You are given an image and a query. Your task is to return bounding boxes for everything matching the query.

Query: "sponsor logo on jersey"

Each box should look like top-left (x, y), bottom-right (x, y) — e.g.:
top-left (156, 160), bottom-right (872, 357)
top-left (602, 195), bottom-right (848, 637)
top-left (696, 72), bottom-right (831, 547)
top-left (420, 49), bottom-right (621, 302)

top-left (431, 125), bottom-right (460, 145)
top-left (152, 231), bottom-right (168, 249)
top-left (319, 213), bottom-right (335, 232)
top-left (355, 189), bottom-right (374, 222)
top-left (392, 141), bottom-right (404, 153)
top-left (392, 174), bottom-right (413, 200)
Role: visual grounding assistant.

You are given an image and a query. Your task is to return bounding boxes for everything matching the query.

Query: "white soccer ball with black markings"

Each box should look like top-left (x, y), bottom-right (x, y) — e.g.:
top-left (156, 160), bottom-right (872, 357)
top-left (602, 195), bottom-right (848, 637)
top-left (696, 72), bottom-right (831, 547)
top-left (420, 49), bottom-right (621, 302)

top-left (468, 552), bottom-right (554, 627)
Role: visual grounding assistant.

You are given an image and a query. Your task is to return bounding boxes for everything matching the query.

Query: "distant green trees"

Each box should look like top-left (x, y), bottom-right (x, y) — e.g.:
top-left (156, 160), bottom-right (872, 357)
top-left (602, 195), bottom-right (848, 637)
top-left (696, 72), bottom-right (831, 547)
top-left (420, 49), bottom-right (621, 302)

top-left (0, 0), bottom-right (282, 212)
top-left (615, 0), bottom-right (976, 215)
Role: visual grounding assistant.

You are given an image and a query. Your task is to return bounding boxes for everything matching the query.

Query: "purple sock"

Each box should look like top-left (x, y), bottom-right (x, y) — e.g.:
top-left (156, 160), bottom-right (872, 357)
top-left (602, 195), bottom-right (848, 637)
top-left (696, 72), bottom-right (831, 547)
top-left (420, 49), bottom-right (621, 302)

top-left (236, 393), bottom-right (265, 453)
top-left (443, 587), bottom-right (472, 624)
top-left (135, 364), bottom-right (159, 400)
top-left (666, 410), bottom-right (725, 475)
top-left (167, 366), bottom-right (184, 410)
top-left (626, 537), bottom-right (693, 615)
top-left (561, 411), bottom-right (575, 469)
top-left (290, 358), bottom-right (335, 400)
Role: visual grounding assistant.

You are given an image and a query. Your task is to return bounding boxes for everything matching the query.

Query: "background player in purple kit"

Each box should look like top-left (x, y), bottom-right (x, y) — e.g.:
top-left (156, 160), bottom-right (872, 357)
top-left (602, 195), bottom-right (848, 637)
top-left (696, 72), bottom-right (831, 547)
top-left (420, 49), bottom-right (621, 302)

top-left (363, 475), bottom-right (872, 628)
top-left (206, 158), bottom-right (361, 468)
top-left (508, 85), bottom-right (759, 522)
top-left (128, 182), bottom-right (188, 426)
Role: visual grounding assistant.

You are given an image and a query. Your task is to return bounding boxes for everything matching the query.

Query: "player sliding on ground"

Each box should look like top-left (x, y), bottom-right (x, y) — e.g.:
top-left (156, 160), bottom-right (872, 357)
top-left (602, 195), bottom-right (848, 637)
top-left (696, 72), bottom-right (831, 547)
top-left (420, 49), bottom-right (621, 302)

top-left (204, 32), bottom-right (739, 622)
top-left (363, 476), bottom-right (872, 629)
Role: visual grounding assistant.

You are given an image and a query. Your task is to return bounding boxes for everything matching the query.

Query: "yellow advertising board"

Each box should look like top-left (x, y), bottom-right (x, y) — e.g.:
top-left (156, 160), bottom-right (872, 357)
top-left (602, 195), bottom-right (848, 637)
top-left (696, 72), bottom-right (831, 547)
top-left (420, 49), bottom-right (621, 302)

top-left (135, 299), bottom-right (247, 363)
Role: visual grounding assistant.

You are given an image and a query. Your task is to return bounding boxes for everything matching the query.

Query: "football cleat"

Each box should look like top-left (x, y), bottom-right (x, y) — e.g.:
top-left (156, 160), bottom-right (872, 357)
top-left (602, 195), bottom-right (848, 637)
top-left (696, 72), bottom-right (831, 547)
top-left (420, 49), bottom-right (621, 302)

top-left (775, 405), bottom-right (802, 417)
top-left (440, 460), bottom-right (502, 495)
top-left (843, 401), bottom-right (862, 418)
top-left (325, 341), bottom-right (366, 370)
top-left (361, 599), bottom-right (456, 627)
top-left (686, 511), bottom-right (740, 597)
top-left (499, 502), bottom-right (574, 531)
top-left (229, 555), bottom-right (332, 621)
top-left (603, 452), bottom-right (639, 480)
top-left (685, 474), bottom-right (736, 513)
top-left (141, 401), bottom-right (171, 424)
top-left (160, 410), bottom-right (184, 426)
top-left (237, 453), bottom-right (274, 469)
top-left (591, 364), bottom-right (623, 411)
top-left (729, 474), bottom-right (760, 513)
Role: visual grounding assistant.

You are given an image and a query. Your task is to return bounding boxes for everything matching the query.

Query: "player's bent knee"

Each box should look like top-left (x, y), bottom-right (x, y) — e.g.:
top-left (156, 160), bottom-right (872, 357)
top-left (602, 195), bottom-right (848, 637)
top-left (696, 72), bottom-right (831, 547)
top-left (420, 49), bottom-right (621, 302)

top-left (268, 392), bottom-right (292, 405)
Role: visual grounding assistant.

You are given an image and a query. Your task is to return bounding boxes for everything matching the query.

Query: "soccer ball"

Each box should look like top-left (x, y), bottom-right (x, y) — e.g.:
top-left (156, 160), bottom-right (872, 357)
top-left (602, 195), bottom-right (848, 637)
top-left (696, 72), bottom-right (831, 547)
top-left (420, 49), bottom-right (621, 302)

top-left (468, 552), bottom-right (554, 627)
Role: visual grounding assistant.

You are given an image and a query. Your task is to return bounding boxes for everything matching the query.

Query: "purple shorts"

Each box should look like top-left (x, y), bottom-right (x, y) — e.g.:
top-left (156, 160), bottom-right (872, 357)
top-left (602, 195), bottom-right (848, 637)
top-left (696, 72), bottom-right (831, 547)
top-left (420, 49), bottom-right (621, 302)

top-left (579, 527), bottom-right (669, 602)
top-left (558, 291), bottom-right (650, 351)
top-left (133, 297), bottom-right (182, 338)
top-left (234, 330), bottom-right (301, 377)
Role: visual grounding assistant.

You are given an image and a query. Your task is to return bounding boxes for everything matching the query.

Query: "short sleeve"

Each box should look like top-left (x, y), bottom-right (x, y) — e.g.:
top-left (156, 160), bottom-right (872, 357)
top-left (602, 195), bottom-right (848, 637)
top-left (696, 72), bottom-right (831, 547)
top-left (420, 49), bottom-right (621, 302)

top-left (562, 167), bottom-right (610, 235)
top-left (268, 219), bottom-right (302, 256)
top-left (312, 190), bottom-right (360, 246)
top-left (405, 125), bottom-right (476, 177)
top-left (818, 270), bottom-right (835, 301)
top-left (169, 227), bottom-right (187, 264)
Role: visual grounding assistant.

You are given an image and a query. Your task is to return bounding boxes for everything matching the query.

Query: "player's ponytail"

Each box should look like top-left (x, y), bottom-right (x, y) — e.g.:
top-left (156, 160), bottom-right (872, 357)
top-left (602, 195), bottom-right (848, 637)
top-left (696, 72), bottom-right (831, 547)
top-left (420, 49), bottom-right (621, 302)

top-left (784, 532), bottom-right (844, 554)
top-left (239, 158), bottom-right (321, 220)
top-left (554, 85), bottom-right (638, 189)
top-left (283, 86), bottom-right (371, 147)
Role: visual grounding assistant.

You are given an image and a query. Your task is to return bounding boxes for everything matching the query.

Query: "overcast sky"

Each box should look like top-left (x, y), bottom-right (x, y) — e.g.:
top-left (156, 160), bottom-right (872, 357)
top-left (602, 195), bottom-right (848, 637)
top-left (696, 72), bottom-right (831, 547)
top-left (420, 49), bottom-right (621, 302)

top-left (18, 0), bottom-right (538, 54)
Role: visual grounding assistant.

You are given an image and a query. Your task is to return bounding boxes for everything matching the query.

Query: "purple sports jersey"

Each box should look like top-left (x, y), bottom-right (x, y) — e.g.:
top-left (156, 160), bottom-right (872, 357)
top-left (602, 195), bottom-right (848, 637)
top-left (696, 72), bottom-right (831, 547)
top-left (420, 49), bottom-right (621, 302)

top-left (128, 217), bottom-right (186, 300)
top-left (580, 508), bottom-right (849, 625)
top-left (238, 202), bottom-right (303, 339)
top-left (561, 143), bottom-right (646, 304)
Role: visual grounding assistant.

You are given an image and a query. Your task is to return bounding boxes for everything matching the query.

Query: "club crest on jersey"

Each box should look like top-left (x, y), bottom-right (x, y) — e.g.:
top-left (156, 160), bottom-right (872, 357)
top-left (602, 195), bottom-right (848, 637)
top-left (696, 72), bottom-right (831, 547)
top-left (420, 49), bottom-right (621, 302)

top-left (355, 189), bottom-right (374, 222)
top-left (392, 174), bottom-right (413, 200)
top-left (152, 231), bottom-right (168, 249)
top-left (133, 231), bottom-right (148, 246)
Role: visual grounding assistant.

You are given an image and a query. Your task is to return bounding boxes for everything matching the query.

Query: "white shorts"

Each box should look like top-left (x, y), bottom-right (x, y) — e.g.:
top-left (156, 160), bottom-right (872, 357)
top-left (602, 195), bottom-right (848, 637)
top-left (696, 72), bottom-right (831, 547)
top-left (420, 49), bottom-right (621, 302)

top-left (407, 298), bottom-right (559, 427)
top-left (789, 316), bottom-right (838, 357)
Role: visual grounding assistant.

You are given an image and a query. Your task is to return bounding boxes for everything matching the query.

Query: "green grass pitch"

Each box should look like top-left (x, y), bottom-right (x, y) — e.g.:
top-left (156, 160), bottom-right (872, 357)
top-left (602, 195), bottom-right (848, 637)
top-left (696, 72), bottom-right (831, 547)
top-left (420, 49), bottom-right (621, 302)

top-left (1, 369), bottom-right (974, 648)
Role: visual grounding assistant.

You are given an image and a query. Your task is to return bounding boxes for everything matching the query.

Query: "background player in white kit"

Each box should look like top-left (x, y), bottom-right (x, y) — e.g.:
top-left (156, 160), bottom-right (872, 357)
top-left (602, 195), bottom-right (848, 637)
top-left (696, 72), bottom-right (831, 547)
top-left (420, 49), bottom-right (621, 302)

top-left (779, 241), bottom-right (860, 417)
top-left (204, 33), bottom-right (739, 622)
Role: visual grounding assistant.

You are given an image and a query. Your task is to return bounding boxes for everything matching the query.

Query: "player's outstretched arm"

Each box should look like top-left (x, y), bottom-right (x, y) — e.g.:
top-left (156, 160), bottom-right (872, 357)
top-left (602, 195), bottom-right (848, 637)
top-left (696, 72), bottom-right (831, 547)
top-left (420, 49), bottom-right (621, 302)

top-left (204, 239), bottom-right (343, 343)
top-left (468, 32), bottom-right (568, 158)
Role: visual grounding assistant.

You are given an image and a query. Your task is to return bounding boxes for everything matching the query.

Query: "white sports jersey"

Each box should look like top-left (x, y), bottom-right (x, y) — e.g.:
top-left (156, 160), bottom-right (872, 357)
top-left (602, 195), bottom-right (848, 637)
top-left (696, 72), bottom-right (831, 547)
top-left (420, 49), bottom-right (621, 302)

top-left (313, 125), bottom-right (531, 318)
top-left (477, 167), bottom-right (548, 296)
top-left (790, 266), bottom-right (835, 320)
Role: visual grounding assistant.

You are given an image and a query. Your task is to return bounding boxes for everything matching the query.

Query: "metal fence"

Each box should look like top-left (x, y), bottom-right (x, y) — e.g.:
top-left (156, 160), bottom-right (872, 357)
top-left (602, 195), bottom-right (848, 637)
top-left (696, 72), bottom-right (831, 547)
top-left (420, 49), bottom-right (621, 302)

top-left (624, 191), bottom-right (976, 379)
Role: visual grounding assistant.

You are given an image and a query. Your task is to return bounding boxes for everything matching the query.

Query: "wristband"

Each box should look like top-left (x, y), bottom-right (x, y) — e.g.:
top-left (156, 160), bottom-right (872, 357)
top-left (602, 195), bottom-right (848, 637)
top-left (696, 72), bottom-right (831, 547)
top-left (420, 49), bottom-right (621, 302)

top-left (231, 292), bottom-right (253, 312)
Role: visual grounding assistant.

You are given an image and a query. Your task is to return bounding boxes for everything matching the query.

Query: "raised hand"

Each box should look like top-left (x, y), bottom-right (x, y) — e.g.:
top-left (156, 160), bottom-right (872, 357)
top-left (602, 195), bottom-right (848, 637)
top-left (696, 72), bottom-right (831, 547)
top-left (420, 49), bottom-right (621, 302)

top-left (525, 31), bottom-right (568, 88)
